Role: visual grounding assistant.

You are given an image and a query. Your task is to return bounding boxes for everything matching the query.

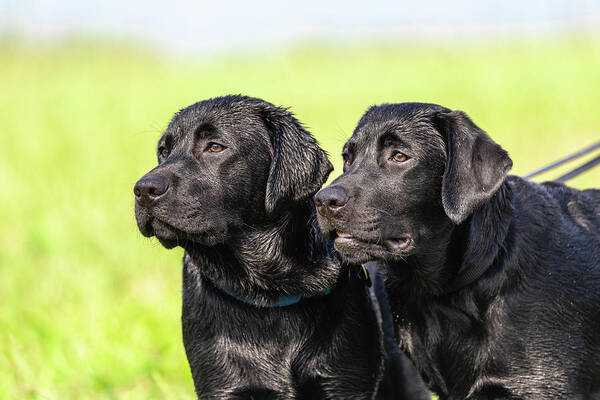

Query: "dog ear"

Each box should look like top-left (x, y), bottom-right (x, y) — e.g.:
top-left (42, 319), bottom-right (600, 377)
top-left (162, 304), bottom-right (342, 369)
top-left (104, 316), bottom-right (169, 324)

top-left (260, 106), bottom-right (333, 214)
top-left (433, 110), bottom-right (512, 225)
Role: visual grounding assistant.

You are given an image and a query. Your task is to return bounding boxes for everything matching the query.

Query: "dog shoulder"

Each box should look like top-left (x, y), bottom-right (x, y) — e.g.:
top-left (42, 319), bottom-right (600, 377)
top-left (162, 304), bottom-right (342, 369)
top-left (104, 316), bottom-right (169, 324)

top-left (508, 177), bottom-right (599, 234)
top-left (504, 177), bottom-right (600, 289)
top-left (538, 180), bottom-right (600, 237)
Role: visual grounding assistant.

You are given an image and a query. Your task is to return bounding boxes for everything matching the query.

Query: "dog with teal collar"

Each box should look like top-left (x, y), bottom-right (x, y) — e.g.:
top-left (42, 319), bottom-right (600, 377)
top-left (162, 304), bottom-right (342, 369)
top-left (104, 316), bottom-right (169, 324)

top-left (134, 95), bottom-right (429, 399)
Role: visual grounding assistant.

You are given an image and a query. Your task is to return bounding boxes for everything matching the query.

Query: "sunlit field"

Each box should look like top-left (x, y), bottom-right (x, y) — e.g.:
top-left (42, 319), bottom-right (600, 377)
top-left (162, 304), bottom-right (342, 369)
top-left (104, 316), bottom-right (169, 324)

top-left (1, 36), bottom-right (598, 399)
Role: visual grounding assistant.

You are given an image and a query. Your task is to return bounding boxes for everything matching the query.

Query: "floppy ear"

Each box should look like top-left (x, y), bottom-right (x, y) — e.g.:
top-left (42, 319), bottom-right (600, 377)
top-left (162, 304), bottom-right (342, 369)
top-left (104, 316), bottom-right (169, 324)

top-left (261, 106), bottom-right (333, 214)
top-left (433, 110), bottom-right (512, 225)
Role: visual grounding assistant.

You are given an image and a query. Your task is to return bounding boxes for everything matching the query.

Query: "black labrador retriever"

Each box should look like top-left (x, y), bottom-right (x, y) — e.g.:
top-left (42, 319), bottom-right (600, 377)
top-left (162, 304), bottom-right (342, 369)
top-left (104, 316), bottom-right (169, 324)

top-left (133, 95), bottom-right (429, 399)
top-left (315, 102), bottom-right (600, 399)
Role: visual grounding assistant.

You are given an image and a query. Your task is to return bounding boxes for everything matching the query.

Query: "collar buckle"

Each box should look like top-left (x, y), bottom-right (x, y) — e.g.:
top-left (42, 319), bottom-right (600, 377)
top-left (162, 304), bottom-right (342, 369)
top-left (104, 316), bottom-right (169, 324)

top-left (359, 264), bottom-right (372, 288)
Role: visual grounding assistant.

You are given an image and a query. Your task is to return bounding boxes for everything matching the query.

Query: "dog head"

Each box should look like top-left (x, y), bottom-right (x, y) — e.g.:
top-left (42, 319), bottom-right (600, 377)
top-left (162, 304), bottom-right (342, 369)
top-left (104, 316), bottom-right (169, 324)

top-left (134, 95), bottom-right (332, 250)
top-left (315, 102), bottom-right (512, 265)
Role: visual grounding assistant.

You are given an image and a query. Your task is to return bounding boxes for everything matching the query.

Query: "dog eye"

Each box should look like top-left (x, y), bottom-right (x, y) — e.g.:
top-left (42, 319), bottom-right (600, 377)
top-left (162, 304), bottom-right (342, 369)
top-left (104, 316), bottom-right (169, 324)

top-left (391, 152), bottom-right (409, 163)
top-left (342, 155), bottom-right (351, 169)
top-left (207, 143), bottom-right (226, 153)
top-left (159, 146), bottom-right (169, 159)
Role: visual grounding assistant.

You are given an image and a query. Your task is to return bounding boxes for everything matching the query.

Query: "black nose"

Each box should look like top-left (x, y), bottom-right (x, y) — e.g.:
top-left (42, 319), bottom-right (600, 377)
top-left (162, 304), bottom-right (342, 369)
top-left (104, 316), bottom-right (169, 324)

top-left (134, 175), bottom-right (169, 207)
top-left (314, 186), bottom-right (349, 216)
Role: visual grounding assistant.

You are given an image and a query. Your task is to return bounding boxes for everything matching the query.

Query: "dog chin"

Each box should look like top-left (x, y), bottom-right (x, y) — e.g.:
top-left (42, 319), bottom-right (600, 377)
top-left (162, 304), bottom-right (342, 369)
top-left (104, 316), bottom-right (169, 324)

top-left (156, 233), bottom-right (224, 250)
top-left (333, 235), bottom-right (413, 265)
top-left (143, 218), bottom-right (226, 249)
top-left (333, 238), bottom-right (382, 264)
top-left (157, 236), bottom-right (179, 249)
top-left (336, 248), bottom-right (377, 265)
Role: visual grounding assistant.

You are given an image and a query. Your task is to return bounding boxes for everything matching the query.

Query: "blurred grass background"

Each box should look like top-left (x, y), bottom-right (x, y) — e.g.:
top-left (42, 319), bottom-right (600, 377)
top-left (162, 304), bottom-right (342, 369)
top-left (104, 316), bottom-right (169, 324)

top-left (0, 36), bottom-right (599, 399)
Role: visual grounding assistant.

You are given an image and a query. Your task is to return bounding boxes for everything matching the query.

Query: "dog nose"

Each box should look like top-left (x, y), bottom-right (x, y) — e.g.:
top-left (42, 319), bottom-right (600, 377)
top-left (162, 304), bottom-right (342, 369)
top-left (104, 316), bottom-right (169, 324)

top-left (134, 175), bottom-right (169, 206)
top-left (314, 186), bottom-right (349, 216)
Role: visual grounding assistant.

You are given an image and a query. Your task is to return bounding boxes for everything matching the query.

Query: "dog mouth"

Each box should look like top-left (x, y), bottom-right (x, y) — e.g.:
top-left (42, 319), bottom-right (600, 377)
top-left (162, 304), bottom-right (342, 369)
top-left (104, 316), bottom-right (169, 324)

top-left (137, 214), bottom-right (225, 248)
top-left (149, 219), bottom-right (180, 248)
top-left (333, 229), bottom-right (413, 252)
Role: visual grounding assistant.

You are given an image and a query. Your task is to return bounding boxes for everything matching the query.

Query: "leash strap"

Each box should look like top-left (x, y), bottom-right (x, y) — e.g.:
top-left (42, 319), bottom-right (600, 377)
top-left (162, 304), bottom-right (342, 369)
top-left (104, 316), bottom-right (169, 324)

top-left (524, 141), bottom-right (600, 180)
top-left (554, 154), bottom-right (600, 183)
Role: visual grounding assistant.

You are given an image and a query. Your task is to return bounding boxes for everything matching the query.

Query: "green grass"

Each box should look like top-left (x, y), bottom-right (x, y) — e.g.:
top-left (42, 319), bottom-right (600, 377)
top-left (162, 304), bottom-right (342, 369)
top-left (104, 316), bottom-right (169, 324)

top-left (0, 36), bottom-right (599, 399)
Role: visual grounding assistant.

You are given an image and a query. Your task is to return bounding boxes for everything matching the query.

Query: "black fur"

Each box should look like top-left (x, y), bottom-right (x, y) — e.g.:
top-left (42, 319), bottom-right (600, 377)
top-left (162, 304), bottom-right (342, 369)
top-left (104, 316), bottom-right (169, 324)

top-left (315, 102), bottom-right (600, 399)
top-left (134, 96), bottom-right (429, 399)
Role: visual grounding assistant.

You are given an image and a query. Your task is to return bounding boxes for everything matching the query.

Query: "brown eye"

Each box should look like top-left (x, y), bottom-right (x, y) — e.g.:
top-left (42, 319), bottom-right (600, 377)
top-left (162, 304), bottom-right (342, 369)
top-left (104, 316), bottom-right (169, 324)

top-left (159, 147), bottom-right (169, 159)
top-left (342, 154), bottom-right (351, 169)
top-left (392, 152), bottom-right (408, 163)
top-left (207, 143), bottom-right (225, 153)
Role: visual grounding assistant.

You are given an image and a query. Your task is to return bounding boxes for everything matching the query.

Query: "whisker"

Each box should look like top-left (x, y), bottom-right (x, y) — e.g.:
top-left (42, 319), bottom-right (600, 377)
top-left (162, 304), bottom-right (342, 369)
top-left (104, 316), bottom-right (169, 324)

top-left (366, 205), bottom-right (395, 218)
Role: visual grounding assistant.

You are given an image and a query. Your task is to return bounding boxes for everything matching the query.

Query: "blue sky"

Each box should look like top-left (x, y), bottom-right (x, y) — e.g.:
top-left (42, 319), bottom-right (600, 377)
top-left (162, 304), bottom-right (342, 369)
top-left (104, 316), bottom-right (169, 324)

top-left (2, 0), bottom-right (599, 53)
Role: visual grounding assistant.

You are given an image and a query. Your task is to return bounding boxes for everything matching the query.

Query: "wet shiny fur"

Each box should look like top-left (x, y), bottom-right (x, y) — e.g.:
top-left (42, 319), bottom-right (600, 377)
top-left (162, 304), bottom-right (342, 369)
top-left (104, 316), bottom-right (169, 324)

top-left (134, 96), bottom-right (429, 399)
top-left (315, 102), bottom-right (600, 399)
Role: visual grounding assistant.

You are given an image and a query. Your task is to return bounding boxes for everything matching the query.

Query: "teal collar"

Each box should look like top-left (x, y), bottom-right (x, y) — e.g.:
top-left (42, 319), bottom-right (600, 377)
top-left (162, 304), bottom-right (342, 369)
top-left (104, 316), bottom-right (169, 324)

top-left (221, 286), bottom-right (332, 307)
top-left (203, 264), bottom-right (368, 308)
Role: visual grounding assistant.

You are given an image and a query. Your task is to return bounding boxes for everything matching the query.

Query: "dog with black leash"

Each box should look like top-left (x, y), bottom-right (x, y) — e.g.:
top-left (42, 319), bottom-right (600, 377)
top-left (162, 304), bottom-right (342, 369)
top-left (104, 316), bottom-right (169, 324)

top-left (315, 102), bottom-right (600, 399)
top-left (133, 95), bottom-right (429, 399)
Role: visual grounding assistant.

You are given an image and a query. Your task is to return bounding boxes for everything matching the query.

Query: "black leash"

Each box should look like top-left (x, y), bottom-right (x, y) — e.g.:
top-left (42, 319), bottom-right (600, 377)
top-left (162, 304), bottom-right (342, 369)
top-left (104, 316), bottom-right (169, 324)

top-left (554, 155), bottom-right (600, 183)
top-left (524, 140), bottom-right (600, 182)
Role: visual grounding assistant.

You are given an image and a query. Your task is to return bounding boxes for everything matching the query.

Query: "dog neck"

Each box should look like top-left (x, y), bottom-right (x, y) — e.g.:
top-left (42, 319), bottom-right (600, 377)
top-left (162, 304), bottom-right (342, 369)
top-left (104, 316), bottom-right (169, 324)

top-left (384, 180), bottom-right (516, 397)
top-left (202, 275), bottom-right (334, 307)
top-left (444, 181), bottom-right (514, 293)
top-left (184, 201), bottom-right (342, 307)
top-left (386, 180), bottom-right (515, 302)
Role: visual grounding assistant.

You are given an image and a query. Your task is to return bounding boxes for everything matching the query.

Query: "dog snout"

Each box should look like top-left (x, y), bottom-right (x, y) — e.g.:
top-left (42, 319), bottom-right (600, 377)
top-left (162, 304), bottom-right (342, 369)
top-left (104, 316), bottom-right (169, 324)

top-left (134, 175), bottom-right (169, 207)
top-left (314, 186), bottom-right (349, 217)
